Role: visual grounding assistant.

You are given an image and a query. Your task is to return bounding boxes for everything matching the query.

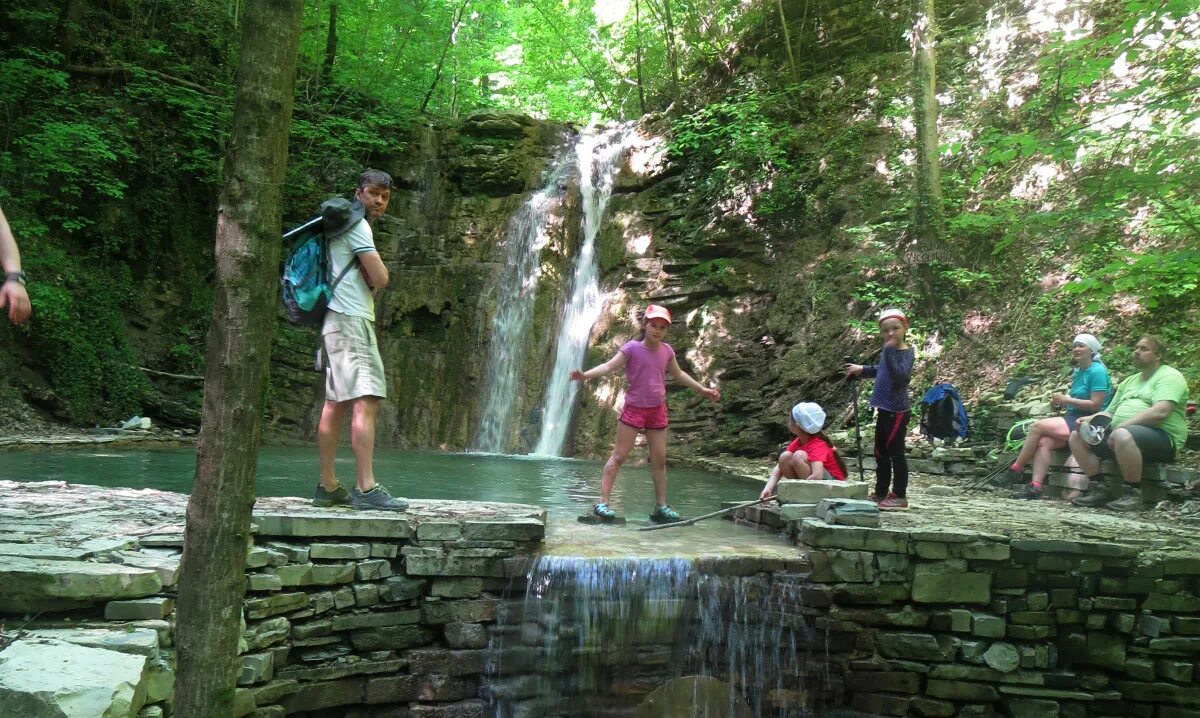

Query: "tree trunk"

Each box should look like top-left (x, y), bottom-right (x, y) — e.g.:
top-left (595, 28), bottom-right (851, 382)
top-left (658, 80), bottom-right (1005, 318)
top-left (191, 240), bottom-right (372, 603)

top-left (911, 0), bottom-right (944, 297)
top-left (658, 0), bottom-right (681, 102)
top-left (56, 0), bottom-right (84, 66)
top-left (776, 0), bottom-right (799, 83)
top-left (634, 0), bottom-right (646, 114)
top-left (420, 0), bottom-right (469, 113)
top-left (322, 2), bottom-right (338, 86)
top-left (171, 2), bottom-right (303, 716)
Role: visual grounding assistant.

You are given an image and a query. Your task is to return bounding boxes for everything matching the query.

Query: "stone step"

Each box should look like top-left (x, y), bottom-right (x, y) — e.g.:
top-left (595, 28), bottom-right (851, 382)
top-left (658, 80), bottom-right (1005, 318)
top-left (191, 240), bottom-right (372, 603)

top-left (0, 556), bottom-right (162, 612)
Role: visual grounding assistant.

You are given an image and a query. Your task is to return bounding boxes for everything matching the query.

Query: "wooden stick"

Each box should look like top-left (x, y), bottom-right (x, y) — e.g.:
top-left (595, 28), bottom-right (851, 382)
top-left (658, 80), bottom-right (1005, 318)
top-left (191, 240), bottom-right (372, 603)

top-left (636, 495), bottom-right (776, 532)
top-left (135, 366), bottom-right (205, 381)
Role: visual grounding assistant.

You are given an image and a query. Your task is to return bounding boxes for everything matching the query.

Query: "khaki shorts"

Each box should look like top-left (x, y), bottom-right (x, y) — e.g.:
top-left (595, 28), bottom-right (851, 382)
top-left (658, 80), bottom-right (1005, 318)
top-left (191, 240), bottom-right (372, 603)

top-left (321, 311), bottom-right (386, 402)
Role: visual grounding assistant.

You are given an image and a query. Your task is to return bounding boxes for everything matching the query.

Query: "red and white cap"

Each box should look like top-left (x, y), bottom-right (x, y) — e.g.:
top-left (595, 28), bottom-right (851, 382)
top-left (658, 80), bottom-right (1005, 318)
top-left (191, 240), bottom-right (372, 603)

top-left (643, 304), bottom-right (672, 324)
top-left (878, 307), bottom-right (909, 328)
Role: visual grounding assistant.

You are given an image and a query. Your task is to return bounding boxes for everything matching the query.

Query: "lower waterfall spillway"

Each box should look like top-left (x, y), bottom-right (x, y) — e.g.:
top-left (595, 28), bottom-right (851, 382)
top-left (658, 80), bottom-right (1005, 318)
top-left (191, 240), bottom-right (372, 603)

top-left (484, 556), bottom-right (837, 717)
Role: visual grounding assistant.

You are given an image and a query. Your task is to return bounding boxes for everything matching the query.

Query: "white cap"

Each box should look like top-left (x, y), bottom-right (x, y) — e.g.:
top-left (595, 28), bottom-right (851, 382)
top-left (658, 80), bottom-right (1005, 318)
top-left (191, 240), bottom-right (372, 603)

top-left (1073, 333), bottom-right (1102, 359)
top-left (790, 402), bottom-right (826, 434)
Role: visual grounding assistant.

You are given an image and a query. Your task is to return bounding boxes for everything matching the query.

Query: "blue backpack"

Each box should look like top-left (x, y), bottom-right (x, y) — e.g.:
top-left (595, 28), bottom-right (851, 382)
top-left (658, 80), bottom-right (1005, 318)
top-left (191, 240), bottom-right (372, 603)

top-left (920, 383), bottom-right (969, 442)
top-left (280, 199), bottom-right (361, 326)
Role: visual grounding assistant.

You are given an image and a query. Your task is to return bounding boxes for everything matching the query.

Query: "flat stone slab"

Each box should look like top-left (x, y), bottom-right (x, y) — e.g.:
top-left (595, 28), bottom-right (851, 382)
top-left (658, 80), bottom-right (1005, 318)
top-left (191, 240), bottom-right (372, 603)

top-left (577, 515), bottom-right (627, 526)
top-left (252, 497), bottom-right (546, 539)
top-left (24, 627), bottom-right (161, 656)
top-left (0, 638), bottom-right (150, 717)
top-left (0, 556), bottom-right (162, 612)
top-left (777, 480), bottom-right (871, 504)
top-left (0, 543), bottom-right (93, 560)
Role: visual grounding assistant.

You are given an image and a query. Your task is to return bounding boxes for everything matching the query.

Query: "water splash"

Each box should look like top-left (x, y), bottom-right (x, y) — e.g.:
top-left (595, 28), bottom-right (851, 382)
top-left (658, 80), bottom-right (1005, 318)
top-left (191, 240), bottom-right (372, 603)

top-left (533, 127), bottom-right (634, 456)
top-left (486, 556), bottom-right (826, 717)
top-left (474, 145), bottom-right (574, 453)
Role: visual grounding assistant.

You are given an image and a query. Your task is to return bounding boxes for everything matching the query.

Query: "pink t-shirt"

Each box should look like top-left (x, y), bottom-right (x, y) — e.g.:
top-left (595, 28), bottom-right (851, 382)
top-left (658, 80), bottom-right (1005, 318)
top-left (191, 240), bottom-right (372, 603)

top-left (620, 340), bottom-right (675, 408)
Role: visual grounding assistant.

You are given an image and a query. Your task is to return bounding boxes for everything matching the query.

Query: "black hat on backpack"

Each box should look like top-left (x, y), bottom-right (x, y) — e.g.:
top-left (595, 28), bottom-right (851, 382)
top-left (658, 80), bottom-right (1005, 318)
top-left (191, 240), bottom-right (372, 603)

top-left (320, 197), bottom-right (366, 239)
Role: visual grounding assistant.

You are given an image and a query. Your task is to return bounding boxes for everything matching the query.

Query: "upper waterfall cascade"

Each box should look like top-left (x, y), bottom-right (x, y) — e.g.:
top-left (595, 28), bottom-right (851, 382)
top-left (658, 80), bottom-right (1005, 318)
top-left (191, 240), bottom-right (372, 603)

top-left (534, 127), bottom-right (634, 456)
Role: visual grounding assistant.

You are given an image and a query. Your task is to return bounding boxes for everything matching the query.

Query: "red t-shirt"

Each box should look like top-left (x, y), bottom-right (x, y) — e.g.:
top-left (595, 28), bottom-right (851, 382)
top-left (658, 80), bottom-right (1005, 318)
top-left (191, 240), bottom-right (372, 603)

top-left (785, 435), bottom-right (846, 481)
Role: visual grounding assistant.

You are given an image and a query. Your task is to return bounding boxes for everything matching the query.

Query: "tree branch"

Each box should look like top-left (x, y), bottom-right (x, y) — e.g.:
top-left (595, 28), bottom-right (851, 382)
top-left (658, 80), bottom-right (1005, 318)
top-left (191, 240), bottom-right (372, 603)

top-left (65, 64), bottom-right (217, 95)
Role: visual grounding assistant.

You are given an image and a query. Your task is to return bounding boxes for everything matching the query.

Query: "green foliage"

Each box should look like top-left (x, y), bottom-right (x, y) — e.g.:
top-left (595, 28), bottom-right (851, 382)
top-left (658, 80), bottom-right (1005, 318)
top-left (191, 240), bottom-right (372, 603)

top-left (23, 253), bottom-right (152, 422)
top-left (669, 84), bottom-right (806, 215)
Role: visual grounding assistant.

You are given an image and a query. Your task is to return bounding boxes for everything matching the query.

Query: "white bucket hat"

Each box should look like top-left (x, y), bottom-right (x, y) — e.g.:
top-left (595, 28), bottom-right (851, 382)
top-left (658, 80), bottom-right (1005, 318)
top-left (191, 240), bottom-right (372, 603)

top-left (790, 402), bottom-right (826, 434)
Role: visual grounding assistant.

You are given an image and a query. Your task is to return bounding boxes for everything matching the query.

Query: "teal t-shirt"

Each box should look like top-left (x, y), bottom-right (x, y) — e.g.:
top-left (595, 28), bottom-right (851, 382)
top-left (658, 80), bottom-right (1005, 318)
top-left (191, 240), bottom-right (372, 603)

top-left (1067, 361), bottom-right (1113, 418)
top-left (1109, 365), bottom-right (1190, 449)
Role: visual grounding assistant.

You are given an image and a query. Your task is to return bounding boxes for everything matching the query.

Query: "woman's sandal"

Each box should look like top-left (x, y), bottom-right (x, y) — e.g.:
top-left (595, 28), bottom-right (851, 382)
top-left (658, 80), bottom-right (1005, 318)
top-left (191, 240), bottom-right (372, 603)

top-left (593, 502), bottom-right (617, 519)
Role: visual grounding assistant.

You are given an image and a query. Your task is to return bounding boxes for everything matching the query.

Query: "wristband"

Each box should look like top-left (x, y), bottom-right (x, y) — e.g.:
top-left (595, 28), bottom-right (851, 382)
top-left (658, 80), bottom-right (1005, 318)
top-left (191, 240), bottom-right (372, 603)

top-left (4, 271), bottom-right (25, 286)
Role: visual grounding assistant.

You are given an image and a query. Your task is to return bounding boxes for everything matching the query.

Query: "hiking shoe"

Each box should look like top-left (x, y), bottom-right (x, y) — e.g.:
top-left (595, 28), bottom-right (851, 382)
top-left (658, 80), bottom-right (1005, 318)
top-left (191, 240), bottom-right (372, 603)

top-left (649, 504), bottom-right (683, 524)
top-left (593, 502), bottom-right (617, 519)
top-left (877, 493), bottom-right (909, 511)
top-left (1012, 483), bottom-right (1043, 500)
top-left (350, 485), bottom-right (409, 511)
top-left (313, 482), bottom-right (351, 507)
top-left (1004, 467), bottom-right (1027, 485)
top-left (1107, 488), bottom-right (1142, 512)
top-left (1072, 477), bottom-right (1127, 508)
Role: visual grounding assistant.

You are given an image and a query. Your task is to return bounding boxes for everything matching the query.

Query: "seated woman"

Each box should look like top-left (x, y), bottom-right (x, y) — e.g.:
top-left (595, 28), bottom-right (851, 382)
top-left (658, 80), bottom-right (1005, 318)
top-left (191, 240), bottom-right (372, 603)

top-left (1010, 333), bottom-right (1112, 499)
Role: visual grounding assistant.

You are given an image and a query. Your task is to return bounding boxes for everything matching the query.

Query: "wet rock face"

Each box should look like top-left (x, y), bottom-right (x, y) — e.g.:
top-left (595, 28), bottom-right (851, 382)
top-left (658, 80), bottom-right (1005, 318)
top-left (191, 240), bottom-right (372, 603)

top-left (264, 113), bottom-right (577, 450)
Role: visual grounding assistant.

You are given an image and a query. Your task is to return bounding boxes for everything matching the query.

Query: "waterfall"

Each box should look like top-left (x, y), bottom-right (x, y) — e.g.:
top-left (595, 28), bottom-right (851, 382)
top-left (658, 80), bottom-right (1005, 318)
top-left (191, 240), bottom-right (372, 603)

top-left (485, 556), bottom-right (827, 717)
top-left (473, 145), bottom-right (573, 453)
top-left (533, 127), bottom-right (631, 456)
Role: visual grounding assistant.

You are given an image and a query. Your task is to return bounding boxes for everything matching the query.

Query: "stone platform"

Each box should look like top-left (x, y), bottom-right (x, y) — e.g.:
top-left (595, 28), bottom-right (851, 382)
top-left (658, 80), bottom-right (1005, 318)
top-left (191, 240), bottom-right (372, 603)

top-left (0, 481), bottom-right (549, 718)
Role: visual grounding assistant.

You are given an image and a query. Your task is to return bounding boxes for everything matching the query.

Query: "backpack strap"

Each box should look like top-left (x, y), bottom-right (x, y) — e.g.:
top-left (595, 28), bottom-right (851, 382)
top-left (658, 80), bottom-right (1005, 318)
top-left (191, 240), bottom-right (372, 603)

top-left (328, 254), bottom-right (361, 294)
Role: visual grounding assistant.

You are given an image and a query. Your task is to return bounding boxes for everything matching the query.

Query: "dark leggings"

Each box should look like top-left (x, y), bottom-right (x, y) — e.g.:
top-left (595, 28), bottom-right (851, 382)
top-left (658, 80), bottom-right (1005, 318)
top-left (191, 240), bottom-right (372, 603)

top-left (874, 409), bottom-right (910, 498)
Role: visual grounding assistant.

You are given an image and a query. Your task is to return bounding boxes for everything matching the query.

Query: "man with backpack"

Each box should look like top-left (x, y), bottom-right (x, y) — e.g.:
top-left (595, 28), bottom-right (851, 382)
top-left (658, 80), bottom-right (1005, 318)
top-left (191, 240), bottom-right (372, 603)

top-left (313, 169), bottom-right (408, 511)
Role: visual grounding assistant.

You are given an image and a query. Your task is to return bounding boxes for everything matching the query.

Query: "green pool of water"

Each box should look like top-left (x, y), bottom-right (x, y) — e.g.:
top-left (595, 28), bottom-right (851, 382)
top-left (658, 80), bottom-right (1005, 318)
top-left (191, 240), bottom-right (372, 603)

top-left (0, 445), bottom-right (763, 519)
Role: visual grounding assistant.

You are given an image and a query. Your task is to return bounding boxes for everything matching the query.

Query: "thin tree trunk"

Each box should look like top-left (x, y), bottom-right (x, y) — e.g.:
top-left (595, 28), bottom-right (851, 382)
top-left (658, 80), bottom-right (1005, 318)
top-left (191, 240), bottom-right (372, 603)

top-left (911, 0), bottom-right (944, 299)
top-left (660, 0), bottom-right (681, 102)
top-left (322, 2), bottom-right (338, 86)
top-left (420, 0), bottom-right (469, 113)
top-left (776, 0), bottom-right (799, 83)
top-left (172, 1), bottom-right (303, 716)
top-left (56, 0), bottom-right (84, 66)
top-left (634, 0), bottom-right (646, 114)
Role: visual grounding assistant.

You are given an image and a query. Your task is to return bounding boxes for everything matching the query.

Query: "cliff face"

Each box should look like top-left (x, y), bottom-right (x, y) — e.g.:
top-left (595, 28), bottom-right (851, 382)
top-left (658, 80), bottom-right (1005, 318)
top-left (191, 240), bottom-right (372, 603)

top-left (261, 113), bottom-right (580, 451)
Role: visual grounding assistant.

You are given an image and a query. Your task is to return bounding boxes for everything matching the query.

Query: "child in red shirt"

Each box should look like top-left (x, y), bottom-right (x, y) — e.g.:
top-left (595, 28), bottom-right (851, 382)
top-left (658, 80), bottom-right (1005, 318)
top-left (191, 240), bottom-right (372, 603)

top-left (760, 402), bottom-right (848, 499)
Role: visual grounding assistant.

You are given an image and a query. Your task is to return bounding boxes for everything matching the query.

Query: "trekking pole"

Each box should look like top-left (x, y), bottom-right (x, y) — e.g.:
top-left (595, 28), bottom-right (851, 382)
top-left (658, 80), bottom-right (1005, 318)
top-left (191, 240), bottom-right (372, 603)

top-left (845, 355), bottom-right (865, 483)
top-left (636, 495), bottom-right (776, 532)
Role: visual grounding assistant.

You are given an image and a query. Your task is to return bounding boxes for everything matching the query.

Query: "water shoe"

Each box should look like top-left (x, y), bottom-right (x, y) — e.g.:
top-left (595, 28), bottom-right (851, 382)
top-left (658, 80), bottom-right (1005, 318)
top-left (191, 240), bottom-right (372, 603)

top-left (649, 504), bottom-right (682, 524)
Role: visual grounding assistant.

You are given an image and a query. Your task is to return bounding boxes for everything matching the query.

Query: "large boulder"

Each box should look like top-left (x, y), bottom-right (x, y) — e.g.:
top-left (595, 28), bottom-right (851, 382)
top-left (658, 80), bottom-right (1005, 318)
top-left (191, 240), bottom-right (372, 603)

top-left (0, 638), bottom-right (150, 717)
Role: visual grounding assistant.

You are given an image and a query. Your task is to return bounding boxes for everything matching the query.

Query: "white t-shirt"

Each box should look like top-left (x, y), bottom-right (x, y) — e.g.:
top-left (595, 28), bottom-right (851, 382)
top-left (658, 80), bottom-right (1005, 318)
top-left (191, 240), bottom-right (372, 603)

top-left (327, 218), bottom-right (377, 320)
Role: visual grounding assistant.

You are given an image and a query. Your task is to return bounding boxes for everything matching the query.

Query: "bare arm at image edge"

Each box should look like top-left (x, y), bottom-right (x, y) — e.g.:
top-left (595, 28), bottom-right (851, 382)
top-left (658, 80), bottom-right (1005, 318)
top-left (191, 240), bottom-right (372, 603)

top-left (0, 207), bottom-right (31, 324)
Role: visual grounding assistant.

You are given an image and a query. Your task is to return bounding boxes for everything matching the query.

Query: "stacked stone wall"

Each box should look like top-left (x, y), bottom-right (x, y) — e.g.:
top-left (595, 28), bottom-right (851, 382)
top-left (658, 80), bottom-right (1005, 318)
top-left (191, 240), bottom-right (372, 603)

top-left (796, 519), bottom-right (1200, 717)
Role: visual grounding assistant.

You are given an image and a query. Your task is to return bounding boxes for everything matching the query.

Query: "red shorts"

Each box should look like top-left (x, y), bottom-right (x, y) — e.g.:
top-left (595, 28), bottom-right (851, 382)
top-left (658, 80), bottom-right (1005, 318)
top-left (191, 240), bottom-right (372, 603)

top-left (619, 403), bottom-right (668, 431)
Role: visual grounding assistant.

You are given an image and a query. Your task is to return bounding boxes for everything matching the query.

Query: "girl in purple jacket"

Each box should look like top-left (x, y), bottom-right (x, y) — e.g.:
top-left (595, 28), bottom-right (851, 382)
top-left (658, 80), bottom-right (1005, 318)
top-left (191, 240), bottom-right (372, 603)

top-left (846, 308), bottom-right (916, 510)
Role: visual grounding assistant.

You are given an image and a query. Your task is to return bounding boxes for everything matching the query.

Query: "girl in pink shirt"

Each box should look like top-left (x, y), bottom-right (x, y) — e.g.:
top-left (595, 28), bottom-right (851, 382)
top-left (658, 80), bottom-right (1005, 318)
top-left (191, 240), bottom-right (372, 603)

top-left (571, 304), bottom-right (721, 523)
top-left (760, 402), bottom-right (848, 500)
